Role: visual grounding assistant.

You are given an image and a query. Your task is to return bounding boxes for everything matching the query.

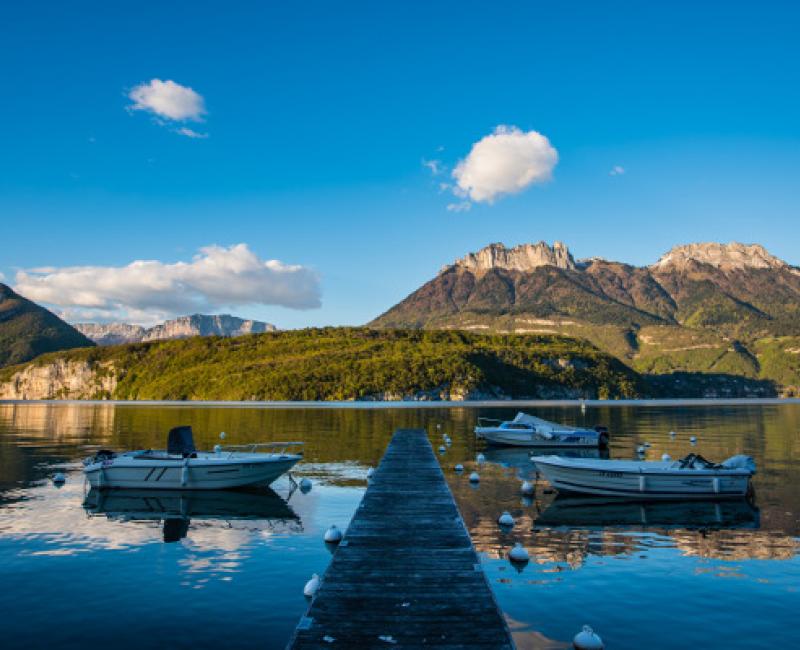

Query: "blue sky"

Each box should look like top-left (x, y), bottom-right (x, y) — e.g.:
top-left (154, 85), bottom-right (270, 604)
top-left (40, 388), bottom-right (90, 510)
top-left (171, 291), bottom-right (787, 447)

top-left (2, 1), bottom-right (799, 327)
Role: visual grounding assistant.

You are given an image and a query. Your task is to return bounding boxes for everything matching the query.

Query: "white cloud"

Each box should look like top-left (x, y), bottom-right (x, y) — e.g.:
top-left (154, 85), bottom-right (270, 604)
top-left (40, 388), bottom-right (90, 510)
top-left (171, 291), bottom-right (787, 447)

top-left (451, 125), bottom-right (558, 204)
top-left (176, 127), bottom-right (209, 139)
top-left (609, 165), bottom-right (625, 176)
top-left (422, 159), bottom-right (443, 175)
top-left (128, 79), bottom-right (206, 121)
top-left (14, 244), bottom-right (320, 325)
top-left (446, 201), bottom-right (472, 213)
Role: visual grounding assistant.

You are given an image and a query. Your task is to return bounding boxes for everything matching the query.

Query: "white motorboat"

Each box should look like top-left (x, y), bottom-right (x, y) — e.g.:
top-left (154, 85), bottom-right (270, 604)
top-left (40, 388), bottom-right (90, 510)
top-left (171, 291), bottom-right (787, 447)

top-left (83, 426), bottom-right (304, 490)
top-left (475, 412), bottom-right (609, 448)
top-left (532, 453), bottom-right (756, 499)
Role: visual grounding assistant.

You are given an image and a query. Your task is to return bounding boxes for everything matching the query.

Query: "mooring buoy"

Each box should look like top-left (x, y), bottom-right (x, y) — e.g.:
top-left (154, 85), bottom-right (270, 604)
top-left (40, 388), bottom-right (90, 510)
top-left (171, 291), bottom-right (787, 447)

top-left (573, 625), bottom-right (604, 649)
top-left (324, 525), bottom-right (343, 544)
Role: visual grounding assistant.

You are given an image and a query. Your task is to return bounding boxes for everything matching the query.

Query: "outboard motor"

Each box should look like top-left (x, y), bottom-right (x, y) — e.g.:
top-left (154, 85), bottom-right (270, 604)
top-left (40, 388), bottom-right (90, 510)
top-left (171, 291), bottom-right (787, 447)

top-left (594, 425), bottom-right (610, 449)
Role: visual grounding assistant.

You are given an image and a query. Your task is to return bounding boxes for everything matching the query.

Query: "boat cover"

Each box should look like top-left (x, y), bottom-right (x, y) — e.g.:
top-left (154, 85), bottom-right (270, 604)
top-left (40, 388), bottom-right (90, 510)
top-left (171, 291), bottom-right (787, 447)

top-left (167, 426), bottom-right (196, 457)
top-left (721, 455), bottom-right (757, 474)
top-left (512, 412), bottom-right (589, 433)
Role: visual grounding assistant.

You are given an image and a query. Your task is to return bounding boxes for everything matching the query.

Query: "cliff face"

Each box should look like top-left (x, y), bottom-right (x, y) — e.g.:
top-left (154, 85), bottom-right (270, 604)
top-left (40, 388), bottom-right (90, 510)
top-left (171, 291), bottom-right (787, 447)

top-left (75, 314), bottom-right (277, 346)
top-left (447, 241), bottom-right (575, 274)
top-left (0, 359), bottom-right (116, 400)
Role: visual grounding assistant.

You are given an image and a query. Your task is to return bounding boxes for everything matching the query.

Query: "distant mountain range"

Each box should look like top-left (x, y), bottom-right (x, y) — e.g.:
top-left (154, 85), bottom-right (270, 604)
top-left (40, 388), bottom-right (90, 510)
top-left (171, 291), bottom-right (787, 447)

top-left (74, 314), bottom-right (277, 346)
top-left (0, 283), bottom-right (94, 367)
top-left (372, 241), bottom-right (800, 394)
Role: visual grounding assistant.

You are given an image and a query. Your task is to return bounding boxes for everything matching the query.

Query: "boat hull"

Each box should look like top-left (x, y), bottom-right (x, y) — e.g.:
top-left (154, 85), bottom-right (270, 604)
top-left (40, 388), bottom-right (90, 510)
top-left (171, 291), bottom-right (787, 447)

top-left (533, 458), bottom-right (752, 499)
top-left (84, 455), bottom-right (301, 490)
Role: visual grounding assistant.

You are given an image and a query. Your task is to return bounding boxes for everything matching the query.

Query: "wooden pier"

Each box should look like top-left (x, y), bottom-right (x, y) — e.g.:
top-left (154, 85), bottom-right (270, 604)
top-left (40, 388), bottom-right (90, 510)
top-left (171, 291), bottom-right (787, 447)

top-left (288, 428), bottom-right (514, 649)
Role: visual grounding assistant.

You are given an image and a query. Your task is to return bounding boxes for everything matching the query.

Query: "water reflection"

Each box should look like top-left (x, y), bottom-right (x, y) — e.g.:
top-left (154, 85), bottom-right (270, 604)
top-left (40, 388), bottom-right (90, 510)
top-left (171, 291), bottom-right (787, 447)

top-left (83, 487), bottom-right (301, 543)
top-left (1, 401), bottom-right (799, 650)
top-left (536, 496), bottom-right (759, 530)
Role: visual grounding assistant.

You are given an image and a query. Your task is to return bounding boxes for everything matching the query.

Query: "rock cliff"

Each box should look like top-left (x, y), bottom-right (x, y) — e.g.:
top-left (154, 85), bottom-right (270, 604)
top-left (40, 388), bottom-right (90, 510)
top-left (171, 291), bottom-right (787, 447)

top-left (75, 314), bottom-right (277, 346)
top-left (0, 359), bottom-right (116, 400)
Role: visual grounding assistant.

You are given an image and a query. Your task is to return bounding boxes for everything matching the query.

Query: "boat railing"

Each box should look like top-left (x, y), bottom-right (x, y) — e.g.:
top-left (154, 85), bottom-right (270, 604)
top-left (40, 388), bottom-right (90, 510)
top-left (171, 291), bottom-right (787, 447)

top-left (218, 441), bottom-right (305, 457)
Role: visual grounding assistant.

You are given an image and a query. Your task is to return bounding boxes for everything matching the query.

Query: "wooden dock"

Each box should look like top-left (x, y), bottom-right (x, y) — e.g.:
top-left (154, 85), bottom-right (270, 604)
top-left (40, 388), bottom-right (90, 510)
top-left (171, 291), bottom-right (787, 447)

top-left (288, 428), bottom-right (514, 649)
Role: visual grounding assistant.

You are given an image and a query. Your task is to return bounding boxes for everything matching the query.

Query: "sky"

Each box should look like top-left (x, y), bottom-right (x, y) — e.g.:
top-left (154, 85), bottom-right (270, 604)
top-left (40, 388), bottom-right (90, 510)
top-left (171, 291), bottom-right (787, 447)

top-left (2, 1), bottom-right (799, 328)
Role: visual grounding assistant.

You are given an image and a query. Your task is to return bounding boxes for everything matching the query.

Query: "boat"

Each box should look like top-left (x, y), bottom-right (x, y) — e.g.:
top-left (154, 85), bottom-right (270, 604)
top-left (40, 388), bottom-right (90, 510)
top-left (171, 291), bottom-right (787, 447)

top-left (475, 412), bottom-right (609, 448)
top-left (532, 452), bottom-right (756, 499)
top-left (82, 425), bottom-right (304, 490)
top-left (536, 495), bottom-right (759, 529)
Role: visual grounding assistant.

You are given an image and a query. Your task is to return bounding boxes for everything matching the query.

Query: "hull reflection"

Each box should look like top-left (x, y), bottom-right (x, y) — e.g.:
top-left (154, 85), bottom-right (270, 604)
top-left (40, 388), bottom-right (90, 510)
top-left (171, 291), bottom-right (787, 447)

top-left (537, 496), bottom-right (760, 530)
top-left (482, 447), bottom-right (607, 473)
top-left (83, 487), bottom-right (300, 542)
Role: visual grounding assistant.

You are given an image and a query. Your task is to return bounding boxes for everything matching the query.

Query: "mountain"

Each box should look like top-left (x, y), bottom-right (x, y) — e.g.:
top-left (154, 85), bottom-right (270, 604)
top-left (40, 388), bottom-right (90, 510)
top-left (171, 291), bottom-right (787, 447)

top-left (0, 283), bottom-right (94, 367)
top-left (371, 241), bottom-right (800, 395)
top-left (74, 314), bottom-right (277, 346)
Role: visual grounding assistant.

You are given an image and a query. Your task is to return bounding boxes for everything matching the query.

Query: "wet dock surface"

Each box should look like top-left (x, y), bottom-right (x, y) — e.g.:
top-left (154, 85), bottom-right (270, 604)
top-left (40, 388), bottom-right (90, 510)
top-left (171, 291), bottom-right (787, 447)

top-left (287, 428), bottom-right (514, 649)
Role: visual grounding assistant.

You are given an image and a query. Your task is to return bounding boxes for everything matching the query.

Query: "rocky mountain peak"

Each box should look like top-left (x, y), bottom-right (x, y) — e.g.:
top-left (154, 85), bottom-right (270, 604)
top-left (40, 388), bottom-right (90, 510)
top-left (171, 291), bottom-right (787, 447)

top-left (652, 242), bottom-right (789, 272)
top-left (445, 241), bottom-right (576, 274)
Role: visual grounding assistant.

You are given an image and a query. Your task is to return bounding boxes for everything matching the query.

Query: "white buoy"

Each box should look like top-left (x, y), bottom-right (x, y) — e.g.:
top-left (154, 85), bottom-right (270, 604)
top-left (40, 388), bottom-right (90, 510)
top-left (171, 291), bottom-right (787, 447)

top-left (637, 445), bottom-right (645, 455)
top-left (219, 431), bottom-right (226, 440)
top-left (438, 445), bottom-right (446, 453)
top-left (436, 424), bottom-right (442, 430)
top-left (573, 625), bottom-right (604, 650)
top-left (366, 467), bottom-right (375, 479)
top-left (213, 444), bottom-right (222, 454)
top-left (661, 453), bottom-right (672, 462)
top-left (508, 543), bottom-right (529, 563)
top-left (669, 431), bottom-right (676, 438)
top-left (324, 525), bottom-right (343, 543)
top-left (454, 464), bottom-right (464, 472)
top-left (690, 436), bottom-right (697, 444)
top-left (303, 573), bottom-right (320, 597)
top-left (476, 453), bottom-right (485, 464)
top-left (498, 511), bottom-right (515, 527)
top-left (52, 472), bottom-right (66, 485)
top-left (299, 478), bottom-right (313, 492)
top-left (521, 480), bottom-right (534, 495)
top-left (469, 471), bottom-right (480, 483)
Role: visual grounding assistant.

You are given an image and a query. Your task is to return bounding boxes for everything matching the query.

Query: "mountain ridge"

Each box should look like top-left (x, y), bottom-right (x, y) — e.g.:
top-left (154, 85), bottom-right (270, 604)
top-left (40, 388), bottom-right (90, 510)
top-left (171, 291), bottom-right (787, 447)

top-left (74, 314), bottom-right (277, 346)
top-left (0, 283), bottom-right (95, 367)
top-left (371, 240), bottom-right (800, 394)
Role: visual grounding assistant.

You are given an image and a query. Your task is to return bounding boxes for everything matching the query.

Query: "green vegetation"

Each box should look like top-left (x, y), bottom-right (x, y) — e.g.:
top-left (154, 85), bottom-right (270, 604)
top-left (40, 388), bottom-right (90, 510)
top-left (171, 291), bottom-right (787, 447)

top-left (0, 283), bottom-right (94, 367)
top-left (0, 327), bottom-right (645, 401)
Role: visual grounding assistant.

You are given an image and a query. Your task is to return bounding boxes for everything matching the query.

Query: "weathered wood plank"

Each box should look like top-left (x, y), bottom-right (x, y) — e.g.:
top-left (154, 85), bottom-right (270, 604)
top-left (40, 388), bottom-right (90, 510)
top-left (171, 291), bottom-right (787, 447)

top-left (287, 428), bottom-right (514, 649)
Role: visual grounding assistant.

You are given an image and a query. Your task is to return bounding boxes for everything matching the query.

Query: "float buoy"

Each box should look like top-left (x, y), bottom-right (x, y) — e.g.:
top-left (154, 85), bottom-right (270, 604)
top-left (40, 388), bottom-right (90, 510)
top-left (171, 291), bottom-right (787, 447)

top-left (52, 473), bottom-right (66, 485)
top-left (521, 480), bottom-right (534, 495)
top-left (637, 445), bottom-right (645, 455)
top-left (366, 467), bottom-right (375, 479)
top-left (690, 436), bottom-right (697, 444)
top-left (438, 445), bottom-right (446, 454)
top-left (508, 543), bottom-right (529, 563)
top-left (219, 431), bottom-right (226, 440)
top-left (476, 453), bottom-right (485, 464)
top-left (661, 453), bottom-right (672, 462)
top-left (498, 511), bottom-right (515, 527)
top-left (669, 431), bottom-right (676, 438)
top-left (303, 573), bottom-right (320, 597)
top-left (469, 471), bottom-right (480, 483)
top-left (324, 525), bottom-right (343, 544)
top-left (213, 444), bottom-right (222, 454)
top-left (454, 464), bottom-right (464, 472)
top-left (573, 625), bottom-right (604, 650)
top-left (299, 478), bottom-right (313, 492)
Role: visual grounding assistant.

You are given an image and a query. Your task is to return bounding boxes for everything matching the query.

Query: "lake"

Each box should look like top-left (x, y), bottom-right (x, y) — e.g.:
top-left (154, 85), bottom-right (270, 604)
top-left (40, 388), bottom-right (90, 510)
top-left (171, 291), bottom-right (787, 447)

top-left (1, 401), bottom-right (798, 649)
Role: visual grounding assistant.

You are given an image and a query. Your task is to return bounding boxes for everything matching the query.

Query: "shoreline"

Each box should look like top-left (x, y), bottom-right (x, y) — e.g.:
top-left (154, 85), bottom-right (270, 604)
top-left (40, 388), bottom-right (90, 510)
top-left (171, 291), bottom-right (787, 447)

top-left (2, 397), bottom-right (799, 408)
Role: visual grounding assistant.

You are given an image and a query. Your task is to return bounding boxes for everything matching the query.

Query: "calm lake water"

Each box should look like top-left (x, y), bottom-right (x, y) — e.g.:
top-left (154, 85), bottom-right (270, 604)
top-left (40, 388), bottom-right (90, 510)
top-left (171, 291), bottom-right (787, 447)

top-left (1, 401), bottom-right (798, 649)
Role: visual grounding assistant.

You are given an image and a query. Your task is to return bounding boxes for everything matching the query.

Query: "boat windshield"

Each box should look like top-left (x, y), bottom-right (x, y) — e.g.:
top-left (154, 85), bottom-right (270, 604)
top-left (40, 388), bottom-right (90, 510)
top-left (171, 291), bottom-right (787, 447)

top-left (504, 423), bottom-right (533, 430)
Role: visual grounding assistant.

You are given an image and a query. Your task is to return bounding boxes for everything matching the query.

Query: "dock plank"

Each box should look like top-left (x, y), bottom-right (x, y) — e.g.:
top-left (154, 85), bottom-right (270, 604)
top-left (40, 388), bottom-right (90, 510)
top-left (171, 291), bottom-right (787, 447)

top-left (287, 428), bottom-right (514, 649)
